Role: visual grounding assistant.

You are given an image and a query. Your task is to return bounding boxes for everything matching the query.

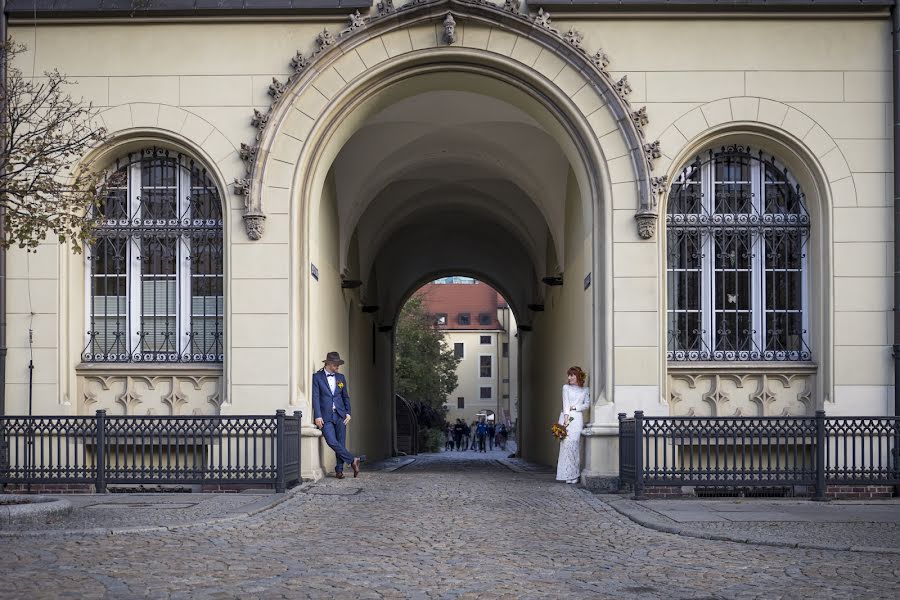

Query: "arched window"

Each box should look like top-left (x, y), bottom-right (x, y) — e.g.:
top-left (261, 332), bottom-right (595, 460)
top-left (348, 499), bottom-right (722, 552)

top-left (666, 145), bottom-right (811, 362)
top-left (83, 147), bottom-right (224, 363)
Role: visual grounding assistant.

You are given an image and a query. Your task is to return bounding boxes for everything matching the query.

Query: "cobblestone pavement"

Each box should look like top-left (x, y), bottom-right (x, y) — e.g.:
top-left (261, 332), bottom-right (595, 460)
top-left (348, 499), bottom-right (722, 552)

top-left (1, 452), bottom-right (898, 599)
top-left (0, 491), bottom-right (283, 535)
top-left (602, 496), bottom-right (900, 554)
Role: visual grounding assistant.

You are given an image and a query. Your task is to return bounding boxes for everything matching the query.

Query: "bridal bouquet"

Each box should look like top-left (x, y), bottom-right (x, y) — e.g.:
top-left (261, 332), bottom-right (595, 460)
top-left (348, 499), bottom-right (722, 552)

top-left (551, 415), bottom-right (574, 441)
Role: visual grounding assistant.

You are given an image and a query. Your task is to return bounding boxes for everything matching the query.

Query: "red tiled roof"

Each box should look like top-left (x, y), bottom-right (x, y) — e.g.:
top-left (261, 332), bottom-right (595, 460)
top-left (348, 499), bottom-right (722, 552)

top-left (415, 282), bottom-right (506, 330)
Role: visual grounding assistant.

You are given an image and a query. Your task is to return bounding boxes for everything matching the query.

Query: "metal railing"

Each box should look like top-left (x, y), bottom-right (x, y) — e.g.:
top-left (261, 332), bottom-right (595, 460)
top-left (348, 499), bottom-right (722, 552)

top-left (619, 411), bottom-right (899, 499)
top-left (0, 410), bottom-right (302, 493)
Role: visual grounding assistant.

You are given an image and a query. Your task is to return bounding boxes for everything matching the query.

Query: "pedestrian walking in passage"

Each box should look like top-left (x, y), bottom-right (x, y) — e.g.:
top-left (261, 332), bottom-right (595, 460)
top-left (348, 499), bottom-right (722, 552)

top-left (556, 366), bottom-right (589, 484)
top-left (487, 422), bottom-right (496, 450)
top-left (312, 351), bottom-right (360, 479)
top-left (476, 420), bottom-right (488, 452)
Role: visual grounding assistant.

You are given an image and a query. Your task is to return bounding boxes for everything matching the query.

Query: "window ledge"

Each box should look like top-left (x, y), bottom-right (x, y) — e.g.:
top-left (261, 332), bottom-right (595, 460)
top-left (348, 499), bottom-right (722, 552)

top-left (76, 362), bottom-right (223, 375)
top-left (667, 361), bottom-right (817, 374)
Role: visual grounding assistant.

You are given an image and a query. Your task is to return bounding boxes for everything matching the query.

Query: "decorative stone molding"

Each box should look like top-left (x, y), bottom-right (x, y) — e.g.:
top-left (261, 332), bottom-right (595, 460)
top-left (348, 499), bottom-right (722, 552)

top-left (668, 367), bottom-right (816, 417)
top-left (238, 0), bottom-right (659, 241)
top-left (78, 369), bottom-right (223, 416)
top-left (443, 13), bottom-right (457, 44)
top-left (643, 140), bottom-right (661, 169)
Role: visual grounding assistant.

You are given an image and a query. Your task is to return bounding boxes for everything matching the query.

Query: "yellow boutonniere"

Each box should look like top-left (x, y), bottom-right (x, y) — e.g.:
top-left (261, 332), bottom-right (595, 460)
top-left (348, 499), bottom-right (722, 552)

top-left (338, 382), bottom-right (344, 389)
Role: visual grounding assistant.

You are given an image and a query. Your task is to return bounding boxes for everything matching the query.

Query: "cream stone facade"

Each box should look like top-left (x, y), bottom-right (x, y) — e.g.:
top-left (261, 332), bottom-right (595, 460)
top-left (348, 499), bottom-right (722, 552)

top-left (2, 0), bottom-right (894, 484)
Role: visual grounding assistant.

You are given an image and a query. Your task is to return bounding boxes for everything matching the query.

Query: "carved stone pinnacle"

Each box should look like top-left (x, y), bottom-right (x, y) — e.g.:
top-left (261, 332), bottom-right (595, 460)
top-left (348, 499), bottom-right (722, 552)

top-left (239, 143), bottom-right (258, 163)
top-left (650, 175), bottom-right (669, 197)
top-left (291, 50), bottom-right (310, 74)
top-left (614, 75), bottom-right (632, 99)
top-left (643, 141), bottom-right (662, 167)
top-left (631, 106), bottom-right (649, 133)
top-left (533, 8), bottom-right (557, 33)
top-left (268, 77), bottom-right (287, 102)
top-left (316, 28), bottom-right (336, 52)
top-left (591, 49), bottom-right (610, 74)
top-left (233, 178), bottom-right (251, 197)
top-left (348, 10), bottom-right (366, 31)
top-left (503, 0), bottom-right (521, 13)
top-left (376, 0), bottom-right (395, 16)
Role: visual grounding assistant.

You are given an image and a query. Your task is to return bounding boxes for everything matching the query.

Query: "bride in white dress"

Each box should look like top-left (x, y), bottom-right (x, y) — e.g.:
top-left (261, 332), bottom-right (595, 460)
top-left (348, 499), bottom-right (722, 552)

top-left (556, 366), bottom-right (590, 484)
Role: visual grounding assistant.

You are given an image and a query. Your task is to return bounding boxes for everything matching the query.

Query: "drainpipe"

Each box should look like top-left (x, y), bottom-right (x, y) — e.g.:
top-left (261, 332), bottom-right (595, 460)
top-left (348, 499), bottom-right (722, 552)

top-left (893, 2), bottom-right (900, 418)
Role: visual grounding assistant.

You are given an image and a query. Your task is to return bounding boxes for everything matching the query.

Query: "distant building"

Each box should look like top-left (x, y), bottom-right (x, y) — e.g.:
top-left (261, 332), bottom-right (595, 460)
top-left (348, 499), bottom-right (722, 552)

top-left (417, 280), bottom-right (518, 426)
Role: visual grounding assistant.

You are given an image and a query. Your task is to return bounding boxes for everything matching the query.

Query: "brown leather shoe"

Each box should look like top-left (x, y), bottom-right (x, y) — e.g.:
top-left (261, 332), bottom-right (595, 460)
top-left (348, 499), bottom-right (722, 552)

top-left (351, 457), bottom-right (360, 478)
top-left (335, 471), bottom-right (344, 480)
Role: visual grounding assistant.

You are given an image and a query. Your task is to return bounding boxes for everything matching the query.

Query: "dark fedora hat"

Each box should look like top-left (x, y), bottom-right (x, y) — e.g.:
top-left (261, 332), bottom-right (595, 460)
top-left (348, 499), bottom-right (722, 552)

top-left (323, 351), bottom-right (345, 365)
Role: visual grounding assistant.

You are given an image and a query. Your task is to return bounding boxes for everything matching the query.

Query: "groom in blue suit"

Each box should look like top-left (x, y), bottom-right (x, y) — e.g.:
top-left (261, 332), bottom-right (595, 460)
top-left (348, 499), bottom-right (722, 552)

top-left (312, 351), bottom-right (360, 479)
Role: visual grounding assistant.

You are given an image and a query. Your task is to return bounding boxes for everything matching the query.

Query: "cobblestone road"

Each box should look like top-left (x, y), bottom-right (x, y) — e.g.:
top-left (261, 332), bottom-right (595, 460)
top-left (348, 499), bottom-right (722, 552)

top-left (1, 451), bottom-right (898, 599)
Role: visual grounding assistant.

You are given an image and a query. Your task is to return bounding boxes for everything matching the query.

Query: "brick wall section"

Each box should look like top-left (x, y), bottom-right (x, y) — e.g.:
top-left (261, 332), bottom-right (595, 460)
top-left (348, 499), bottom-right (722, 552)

top-left (825, 485), bottom-right (895, 500)
top-left (643, 486), bottom-right (683, 499)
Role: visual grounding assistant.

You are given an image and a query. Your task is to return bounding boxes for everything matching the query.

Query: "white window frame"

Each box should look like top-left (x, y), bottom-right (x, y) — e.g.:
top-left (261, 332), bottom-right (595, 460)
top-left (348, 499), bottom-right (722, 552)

top-left (478, 354), bottom-right (493, 379)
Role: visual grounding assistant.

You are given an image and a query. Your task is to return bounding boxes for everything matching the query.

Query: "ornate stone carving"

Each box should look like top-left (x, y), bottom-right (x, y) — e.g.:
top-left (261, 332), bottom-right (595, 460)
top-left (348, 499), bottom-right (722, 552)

top-left (533, 8), bottom-right (557, 34)
top-left (503, 0), bottom-right (521, 13)
top-left (630, 106), bottom-right (648, 134)
top-left (233, 178), bottom-right (251, 197)
top-left (251, 109), bottom-right (269, 131)
top-left (668, 369), bottom-right (816, 417)
top-left (243, 212), bottom-right (267, 241)
top-left (78, 372), bottom-right (223, 416)
top-left (376, 0), bottom-right (395, 16)
top-left (443, 13), bottom-right (457, 45)
top-left (291, 50), bottom-right (310, 75)
top-left (614, 75), bottom-right (632, 100)
top-left (650, 175), bottom-right (668, 197)
top-left (315, 28), bottom-right (337, 54)
top-left (590, 49), bottom-right (610, 75)
top-left (643, 140), bottom-right (661, 168)
top-left (346, 10), bottom-right (366, 33)
top-left (268, 77), bottom-right (287, 102)
top-left (239, 143), bottom-right (257, 164)
top-left (564, 27), bottom-right (585, 52)
top-left (634, 210), bottom-right (657, 240)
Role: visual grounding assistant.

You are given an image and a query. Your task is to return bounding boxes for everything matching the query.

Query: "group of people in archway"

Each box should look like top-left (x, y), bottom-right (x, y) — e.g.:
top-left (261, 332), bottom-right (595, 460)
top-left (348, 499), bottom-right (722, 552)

top-left (445, 419), bottom-right (509, 453)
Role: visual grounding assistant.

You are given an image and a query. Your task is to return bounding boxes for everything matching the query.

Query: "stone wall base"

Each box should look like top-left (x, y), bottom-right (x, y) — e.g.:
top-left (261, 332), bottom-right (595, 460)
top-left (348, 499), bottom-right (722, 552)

top-left (2, 483), bottom-right (95, 494)
top-left (825, 485), bottom-right (895, 500)
top-left (581, 474), bottom-right (619, 493)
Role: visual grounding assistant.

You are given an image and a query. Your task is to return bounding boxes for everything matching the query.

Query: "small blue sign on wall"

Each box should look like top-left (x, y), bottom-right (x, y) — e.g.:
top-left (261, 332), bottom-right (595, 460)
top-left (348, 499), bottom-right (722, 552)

top-left (311, 263), bottom-right (319, 281)
top-left (584, 272), bottom-right (591, 290)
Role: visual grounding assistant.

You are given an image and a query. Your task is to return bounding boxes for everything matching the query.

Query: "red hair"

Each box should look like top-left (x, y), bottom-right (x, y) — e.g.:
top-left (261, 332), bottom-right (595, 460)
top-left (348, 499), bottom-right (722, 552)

top-left (566, 366), bottom-right (586, 387)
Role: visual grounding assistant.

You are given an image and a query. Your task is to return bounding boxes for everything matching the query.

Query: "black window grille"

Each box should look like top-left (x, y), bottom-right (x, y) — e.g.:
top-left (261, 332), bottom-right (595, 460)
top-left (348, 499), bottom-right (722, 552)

top-left (83, 147), bottom-right (224, 363)
top-left (666, 145), bottom-right (811, 362)
top-left (480, 356), bottom-right (492, 377)
top-left (480, 387), bottom-right (491, 399)
top-left (454, 343), bottom-right (464, 359)
top-left (457, 397), bottom-right (464, 409)
top-left (480, 335), bottom-right (491, 345)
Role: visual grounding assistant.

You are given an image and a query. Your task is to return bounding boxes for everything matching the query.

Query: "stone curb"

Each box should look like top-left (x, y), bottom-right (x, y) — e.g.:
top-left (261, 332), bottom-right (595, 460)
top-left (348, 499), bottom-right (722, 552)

top-left (0, 481), bottom-right (315, 538)
top-left (0, 495), bottom-right (72, 525)
top-left (597, 493), bottom-right (900, 556)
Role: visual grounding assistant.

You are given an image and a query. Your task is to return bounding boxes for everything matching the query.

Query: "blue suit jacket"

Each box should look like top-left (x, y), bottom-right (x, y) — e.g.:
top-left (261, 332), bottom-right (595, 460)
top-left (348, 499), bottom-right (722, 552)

top-left (311, 369), bottom-right (351, 420)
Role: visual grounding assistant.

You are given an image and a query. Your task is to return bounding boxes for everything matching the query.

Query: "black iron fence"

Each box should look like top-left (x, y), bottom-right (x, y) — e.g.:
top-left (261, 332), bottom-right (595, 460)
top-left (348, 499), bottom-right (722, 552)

top-left (0, 410), bottom-right (302, 493)
top-left (619, 411), bottom-right (900, 499)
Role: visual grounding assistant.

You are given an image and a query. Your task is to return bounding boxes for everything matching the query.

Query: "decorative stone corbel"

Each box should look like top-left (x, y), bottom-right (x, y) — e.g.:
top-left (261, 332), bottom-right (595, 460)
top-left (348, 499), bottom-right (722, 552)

top-left (243, 211), bottom-right (267, 242)
top-left (315, 28), bottom-right (337, 55)
top-left (650, 175), bottom-right (668, 197)
top-left (634, 210), bottom-right (657, 240)
top-left (233, 177), bottom-right (251, 198)
top-left (564, 27), bottom-right (585, 53)
top-left (251, 109), bottom-right (269, 131)
top-left (291, 50), bottom-right (310, 75)
top-left (345, 10), bottom-right (366, 35)
top-left (443, 13), bottom-right (457, 44)
top-left (239, 143), bottom-right (257, 164)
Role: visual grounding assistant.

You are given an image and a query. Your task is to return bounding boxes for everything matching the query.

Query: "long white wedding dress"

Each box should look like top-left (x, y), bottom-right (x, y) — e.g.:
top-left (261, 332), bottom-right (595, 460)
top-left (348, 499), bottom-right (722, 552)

top-left (556, 384), bottom-right (590, 483)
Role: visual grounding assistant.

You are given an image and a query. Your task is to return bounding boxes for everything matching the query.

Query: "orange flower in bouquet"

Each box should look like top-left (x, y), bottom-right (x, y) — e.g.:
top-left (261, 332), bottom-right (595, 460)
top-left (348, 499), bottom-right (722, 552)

top-left (551, 422), bottom-right (568, 440)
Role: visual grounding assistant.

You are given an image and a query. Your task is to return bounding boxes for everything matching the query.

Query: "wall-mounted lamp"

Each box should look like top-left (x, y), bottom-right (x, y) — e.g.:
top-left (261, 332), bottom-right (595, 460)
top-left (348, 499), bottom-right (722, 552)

top-left (541, 276), bottom-right (563, 286)
top-left (341, 279), bottom-right (363, 289)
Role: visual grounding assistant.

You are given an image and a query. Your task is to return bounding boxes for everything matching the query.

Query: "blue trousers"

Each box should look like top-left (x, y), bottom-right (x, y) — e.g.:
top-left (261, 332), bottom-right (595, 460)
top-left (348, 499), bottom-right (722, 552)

top-left (322, 414), bottom-right (354, 472)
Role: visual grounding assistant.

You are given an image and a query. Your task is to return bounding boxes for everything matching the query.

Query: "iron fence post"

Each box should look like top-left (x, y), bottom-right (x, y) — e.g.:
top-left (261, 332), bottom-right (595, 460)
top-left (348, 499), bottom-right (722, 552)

top-left (617, 412), bottom-right (625, 491)
top-left (814, 410), bottom-right (826, 501)
top-left (95, 410), bottom-right (107, 494)
top-left (275, 410), bottom-right (286, 493)
top-left (294, 410), bottom-right (302, 483)
top-left (633, 411), bottom-right (645, 500)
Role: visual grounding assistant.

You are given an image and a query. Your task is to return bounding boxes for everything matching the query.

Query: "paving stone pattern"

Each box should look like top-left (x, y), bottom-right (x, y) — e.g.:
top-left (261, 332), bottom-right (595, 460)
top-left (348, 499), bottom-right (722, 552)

top-left (1, 451), bottom-right (898, 599)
